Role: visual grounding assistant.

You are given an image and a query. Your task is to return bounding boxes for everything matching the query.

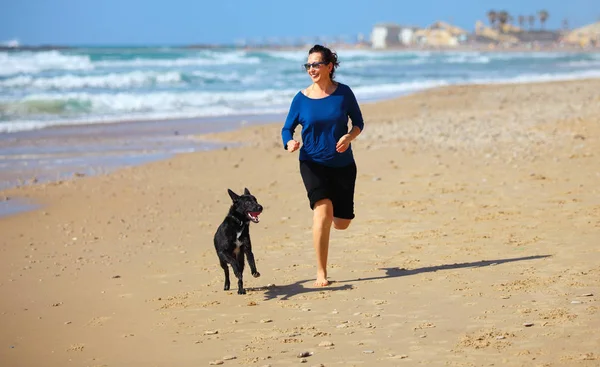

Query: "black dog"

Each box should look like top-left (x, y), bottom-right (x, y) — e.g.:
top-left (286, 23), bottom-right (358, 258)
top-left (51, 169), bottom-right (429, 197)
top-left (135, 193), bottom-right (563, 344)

top-left (213, 188), bottom-right (263, 294)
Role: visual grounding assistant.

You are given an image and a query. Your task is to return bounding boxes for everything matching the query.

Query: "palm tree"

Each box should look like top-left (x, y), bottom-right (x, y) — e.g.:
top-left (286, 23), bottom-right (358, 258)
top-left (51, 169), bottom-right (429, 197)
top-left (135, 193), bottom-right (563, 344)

top-left (562, 18), bottom-right (569, 31)
top-left (528, 15), bottom-right (536, 30)
top-left (487, 10), bottom-right (498, 28)
top-left (518, 15), bottom-right (526, 30)
top-left (538, 10), bottom-right (549, 29)
top-left (498, 11), bottom-right (509, 32)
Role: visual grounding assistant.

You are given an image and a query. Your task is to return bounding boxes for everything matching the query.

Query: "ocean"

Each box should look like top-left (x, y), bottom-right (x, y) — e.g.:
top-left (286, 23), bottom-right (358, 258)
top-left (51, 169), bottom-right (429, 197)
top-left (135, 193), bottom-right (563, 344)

top-left (1, 47), bottom-right (600, 133)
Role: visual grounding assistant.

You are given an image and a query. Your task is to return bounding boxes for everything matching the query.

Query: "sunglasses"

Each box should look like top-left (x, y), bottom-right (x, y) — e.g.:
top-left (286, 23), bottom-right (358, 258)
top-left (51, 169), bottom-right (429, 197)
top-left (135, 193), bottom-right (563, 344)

top-left (303, 61), bottom-right (328, 71)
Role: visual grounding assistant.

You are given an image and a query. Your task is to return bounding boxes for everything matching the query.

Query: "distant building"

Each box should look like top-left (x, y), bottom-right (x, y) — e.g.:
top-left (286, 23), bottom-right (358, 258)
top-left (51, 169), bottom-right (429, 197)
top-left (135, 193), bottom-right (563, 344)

top-left (562, 22), bottom-right (600, 47)
top-left (414, 21), bottom-right (469, 47)
top-left (370, 23), bottom-right (420, 48)
top-left (516, 30), bottom-right (561, 44)
top-left (371, 23), bottom-right (402, 48)
top-left (399, 26), bottom-right (420, 46)
top-left (474, 20), bottom-right (563, 47)
top-left (474, 20), bottom-right (519, 45)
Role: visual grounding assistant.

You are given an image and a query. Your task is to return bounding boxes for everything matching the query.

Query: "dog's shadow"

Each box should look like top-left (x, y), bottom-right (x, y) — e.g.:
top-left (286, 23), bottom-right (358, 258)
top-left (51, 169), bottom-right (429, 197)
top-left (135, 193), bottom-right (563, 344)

top-left (247, 255), bottom-right (551, 301)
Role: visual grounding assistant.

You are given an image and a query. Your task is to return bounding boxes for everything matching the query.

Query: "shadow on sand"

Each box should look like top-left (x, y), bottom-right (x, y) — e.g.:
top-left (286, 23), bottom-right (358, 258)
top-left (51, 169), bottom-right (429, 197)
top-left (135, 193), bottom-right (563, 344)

top-left (248, 255), bottom-right (551, 301)
top-left (246, 280), bottom-right (354, 301)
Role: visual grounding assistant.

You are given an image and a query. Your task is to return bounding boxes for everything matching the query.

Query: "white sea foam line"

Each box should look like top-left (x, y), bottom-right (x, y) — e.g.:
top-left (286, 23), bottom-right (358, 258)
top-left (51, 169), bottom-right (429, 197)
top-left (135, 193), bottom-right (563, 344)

top-left (0, 88), bottom-right (298, 110)
top-left (0, 71), bottom-right (184, 89)
top-left (0, 50), bottom-right (264, 76)
top-left (0, 70), bottom-right (269, 91)
top-left (2, 66), bottom-right (600, 133)
top-left (484, 51), bottom-right (577, 60)
top-left (558, 60), bottom-right (600, 68)
top-left (190, 70), bottom-right (262, 84)
top-left (469, 69), bottom-right (600, 85)
top-left (94, 54), bottom-right (261, 68)
top-left (0, 51), bottom-right (93, 76)
top-left (445, 55), bottom-right (491, 64)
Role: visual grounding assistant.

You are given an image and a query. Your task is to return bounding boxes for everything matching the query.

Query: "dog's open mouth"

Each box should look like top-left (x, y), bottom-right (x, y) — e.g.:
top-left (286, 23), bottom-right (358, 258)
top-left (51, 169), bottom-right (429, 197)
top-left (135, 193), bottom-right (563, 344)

top-left (247, 211), bottom-right (261, 223)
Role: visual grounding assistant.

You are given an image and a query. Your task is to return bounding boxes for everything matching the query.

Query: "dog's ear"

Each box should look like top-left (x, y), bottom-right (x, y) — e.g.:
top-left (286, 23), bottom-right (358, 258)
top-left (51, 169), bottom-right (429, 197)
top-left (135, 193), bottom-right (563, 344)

top-left (244, 188), bottom-right (251, 196)
top-left (228, 189), bottom-right (239, 202)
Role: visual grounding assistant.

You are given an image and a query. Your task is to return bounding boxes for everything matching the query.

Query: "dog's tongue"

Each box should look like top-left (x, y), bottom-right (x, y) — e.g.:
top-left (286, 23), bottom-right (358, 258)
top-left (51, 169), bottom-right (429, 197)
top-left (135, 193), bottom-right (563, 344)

top-left (248, 212), bottom-right (261, 222)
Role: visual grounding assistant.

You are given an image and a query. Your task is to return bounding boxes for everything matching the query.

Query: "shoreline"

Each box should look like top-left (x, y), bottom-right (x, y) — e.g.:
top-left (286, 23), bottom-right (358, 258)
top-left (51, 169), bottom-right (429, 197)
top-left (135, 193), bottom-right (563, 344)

top-left (3, 62), bottom-right (600, 136)
top-left (1, 76), bottom-right (599, 210)
top-left (0, 113), bottom-right (286, 194)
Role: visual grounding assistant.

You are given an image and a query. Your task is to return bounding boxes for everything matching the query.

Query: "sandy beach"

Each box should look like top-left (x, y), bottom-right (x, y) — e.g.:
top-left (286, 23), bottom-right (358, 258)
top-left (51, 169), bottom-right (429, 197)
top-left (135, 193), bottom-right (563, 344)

top-left (1, 79), bottom-right (599, 366)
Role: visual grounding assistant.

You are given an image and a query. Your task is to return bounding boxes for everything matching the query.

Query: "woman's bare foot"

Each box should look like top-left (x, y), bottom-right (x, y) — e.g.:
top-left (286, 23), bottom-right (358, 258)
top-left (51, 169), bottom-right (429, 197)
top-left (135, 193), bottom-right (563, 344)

top-left (314, 270), bottom-right (330, 287)
top-left (314, 277), bottom-right (330, 287)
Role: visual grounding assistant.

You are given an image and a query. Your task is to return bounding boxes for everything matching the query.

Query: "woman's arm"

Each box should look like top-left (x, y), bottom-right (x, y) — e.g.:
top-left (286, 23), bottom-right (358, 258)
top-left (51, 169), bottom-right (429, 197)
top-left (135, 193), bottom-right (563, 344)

top-left (281, 94), bottom-right (301, 150)
top-left (346, 125), bottom-right (362, 141)
top-left (346, 86), bottom-right (365, 132)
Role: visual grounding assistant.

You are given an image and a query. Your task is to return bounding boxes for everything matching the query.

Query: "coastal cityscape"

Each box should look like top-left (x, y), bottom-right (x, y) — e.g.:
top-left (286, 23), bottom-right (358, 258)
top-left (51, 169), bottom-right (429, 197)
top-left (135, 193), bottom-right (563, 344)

top-left (2, 10), bottom-right (599, 51)
top-left (231, 11), bottom-right (600, 50)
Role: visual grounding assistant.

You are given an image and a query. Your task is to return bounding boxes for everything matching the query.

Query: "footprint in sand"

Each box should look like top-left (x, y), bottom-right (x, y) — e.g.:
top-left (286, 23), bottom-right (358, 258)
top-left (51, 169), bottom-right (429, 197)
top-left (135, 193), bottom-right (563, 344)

top-left (86, 316), bottom-right (111, 327)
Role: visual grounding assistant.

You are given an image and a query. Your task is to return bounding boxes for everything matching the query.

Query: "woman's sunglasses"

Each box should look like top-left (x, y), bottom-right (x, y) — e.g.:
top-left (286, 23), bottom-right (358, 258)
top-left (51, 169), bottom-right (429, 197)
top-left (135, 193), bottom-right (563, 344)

top-left (303, 61), bottom-right (328, 71)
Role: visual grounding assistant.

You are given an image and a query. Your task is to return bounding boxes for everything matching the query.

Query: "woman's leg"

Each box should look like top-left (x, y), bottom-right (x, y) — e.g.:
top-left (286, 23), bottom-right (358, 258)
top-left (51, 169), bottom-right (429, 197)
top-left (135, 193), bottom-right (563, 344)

top-left (331, 162), bottom-right (356, 231)
top-left (333, 218), bottom-right (352, 230)
top-left (313, 198), bottom-right (333, 286)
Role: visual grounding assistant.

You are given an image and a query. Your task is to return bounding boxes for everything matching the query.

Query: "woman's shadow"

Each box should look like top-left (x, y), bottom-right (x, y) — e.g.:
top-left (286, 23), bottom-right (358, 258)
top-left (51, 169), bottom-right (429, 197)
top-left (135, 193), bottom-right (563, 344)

top-left (247, 280), bottom-right (354, 301)
top-left (247, 255), bottom-right (551, 301)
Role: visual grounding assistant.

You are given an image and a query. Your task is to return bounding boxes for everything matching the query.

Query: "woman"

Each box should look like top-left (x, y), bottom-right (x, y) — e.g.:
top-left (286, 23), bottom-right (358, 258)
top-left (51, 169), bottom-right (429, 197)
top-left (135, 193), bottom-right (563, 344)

top-left (281, 44), bottom-right (364, 287)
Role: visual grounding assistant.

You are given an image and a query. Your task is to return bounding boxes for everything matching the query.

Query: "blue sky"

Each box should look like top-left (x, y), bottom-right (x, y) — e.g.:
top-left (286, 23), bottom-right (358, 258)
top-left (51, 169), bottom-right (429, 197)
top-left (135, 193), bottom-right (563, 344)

top-left (1, 0), bottom-right (598, 46)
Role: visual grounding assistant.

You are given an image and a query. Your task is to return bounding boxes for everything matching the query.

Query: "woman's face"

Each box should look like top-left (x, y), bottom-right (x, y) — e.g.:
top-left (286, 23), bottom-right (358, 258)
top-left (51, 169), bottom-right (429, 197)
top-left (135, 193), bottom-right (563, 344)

top-left (306, 52), bottom-right (332, 83)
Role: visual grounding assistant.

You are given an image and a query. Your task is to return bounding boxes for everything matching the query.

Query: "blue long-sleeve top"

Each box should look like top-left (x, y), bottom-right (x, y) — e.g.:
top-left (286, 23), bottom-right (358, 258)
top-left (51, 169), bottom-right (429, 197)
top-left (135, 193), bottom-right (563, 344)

top-left (281, 83), bottom-right (365, 168)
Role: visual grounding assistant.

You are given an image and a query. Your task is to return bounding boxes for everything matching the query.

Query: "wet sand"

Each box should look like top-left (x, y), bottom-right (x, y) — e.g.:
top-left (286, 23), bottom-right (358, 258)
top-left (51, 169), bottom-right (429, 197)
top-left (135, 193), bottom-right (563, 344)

top-left (0, 113), bottom-right (285, 192)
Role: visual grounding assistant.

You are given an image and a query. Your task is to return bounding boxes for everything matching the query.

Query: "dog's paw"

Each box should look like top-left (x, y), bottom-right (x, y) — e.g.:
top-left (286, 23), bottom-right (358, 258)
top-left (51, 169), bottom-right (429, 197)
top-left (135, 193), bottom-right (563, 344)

top-left (224, 283), bottom-right (230, 291)
top-left (238, 288), bottom-right (246, 295)
top-left (252, 271), bottom-right (261, 278)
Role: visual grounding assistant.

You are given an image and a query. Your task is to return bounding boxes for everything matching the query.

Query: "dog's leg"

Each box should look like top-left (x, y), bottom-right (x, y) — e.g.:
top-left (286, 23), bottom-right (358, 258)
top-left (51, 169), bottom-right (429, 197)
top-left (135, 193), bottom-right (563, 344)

top-left (219, 257), bottom-right (230, 291)
top-left (244, 245), bottom-right (261, 278)
top-left (219, 252), bottom-right (246, 295)
top-left (236, 252), bottom-right (246, 295)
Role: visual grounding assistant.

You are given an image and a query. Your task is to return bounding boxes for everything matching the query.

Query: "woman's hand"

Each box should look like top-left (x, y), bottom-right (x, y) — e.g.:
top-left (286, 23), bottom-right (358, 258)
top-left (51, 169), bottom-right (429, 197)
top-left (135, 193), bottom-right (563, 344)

top-left (335, 134), bottom-right (352, 153)
top-left (287, 140), bottom-right (300, 153)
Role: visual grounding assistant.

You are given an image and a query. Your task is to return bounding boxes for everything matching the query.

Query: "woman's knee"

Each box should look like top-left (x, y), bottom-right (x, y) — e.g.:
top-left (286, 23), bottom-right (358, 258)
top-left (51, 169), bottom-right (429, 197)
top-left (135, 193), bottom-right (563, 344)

top-left (333, 218), bottom-right (352, 230)
top-left (313, 199), bottom-right (333, 224)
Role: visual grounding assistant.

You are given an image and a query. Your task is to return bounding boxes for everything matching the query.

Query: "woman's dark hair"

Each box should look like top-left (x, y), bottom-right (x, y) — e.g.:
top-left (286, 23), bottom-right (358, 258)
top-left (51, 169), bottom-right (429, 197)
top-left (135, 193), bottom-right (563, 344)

top-left (308, 44), bottom-right (340, 80)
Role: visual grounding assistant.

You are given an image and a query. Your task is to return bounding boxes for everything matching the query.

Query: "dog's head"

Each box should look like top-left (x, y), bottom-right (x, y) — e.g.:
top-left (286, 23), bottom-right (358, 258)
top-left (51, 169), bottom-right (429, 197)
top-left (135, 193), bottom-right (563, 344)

top-left (227, 188), bottom-right (263, 223)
